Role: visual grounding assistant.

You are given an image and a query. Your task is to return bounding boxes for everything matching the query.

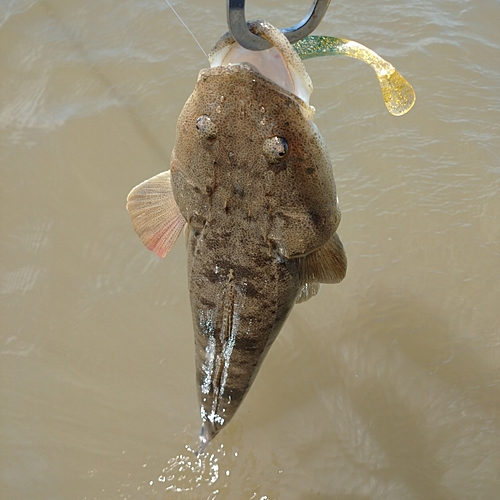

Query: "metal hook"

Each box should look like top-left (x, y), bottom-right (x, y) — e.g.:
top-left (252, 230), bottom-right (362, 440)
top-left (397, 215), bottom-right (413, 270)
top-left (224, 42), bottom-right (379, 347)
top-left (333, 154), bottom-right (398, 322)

top-left (227, 0), bottom-right (331, 51)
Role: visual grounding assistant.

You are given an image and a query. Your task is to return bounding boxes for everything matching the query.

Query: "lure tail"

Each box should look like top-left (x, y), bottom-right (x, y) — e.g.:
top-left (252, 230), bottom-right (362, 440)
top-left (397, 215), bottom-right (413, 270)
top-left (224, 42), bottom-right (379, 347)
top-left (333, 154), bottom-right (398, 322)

top-left (293, 35), bottom-right (416, 116)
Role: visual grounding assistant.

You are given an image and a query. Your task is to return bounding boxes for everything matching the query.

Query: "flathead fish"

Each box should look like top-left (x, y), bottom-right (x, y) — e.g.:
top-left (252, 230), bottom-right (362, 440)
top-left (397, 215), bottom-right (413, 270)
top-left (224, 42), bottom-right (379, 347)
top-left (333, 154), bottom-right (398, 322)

top-left (127, 21), bottom-right (347, 449)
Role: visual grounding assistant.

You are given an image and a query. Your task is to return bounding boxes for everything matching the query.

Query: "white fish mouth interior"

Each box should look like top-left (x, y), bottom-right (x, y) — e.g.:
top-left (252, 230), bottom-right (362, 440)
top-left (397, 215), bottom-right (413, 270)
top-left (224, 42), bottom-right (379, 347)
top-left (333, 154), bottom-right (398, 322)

top-left (210, 44), bottom-right (311, 105)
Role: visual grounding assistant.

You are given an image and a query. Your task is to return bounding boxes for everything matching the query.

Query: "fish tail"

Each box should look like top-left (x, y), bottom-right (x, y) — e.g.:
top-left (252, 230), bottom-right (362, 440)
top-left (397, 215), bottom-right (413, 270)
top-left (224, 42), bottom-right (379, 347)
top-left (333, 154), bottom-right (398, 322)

top-left (196, 422), bottom-right (216, 456)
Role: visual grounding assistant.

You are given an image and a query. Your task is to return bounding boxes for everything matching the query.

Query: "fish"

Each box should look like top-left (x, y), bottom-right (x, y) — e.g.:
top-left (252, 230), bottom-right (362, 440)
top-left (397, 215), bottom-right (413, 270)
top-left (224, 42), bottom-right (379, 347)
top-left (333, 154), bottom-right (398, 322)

top-left (126, 21), bottom-right (348, 450)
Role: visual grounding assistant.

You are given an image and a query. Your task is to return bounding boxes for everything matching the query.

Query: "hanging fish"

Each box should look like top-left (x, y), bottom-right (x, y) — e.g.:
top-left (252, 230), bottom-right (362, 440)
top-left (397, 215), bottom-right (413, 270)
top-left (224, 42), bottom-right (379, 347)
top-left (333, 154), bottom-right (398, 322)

top-left (126, 21), bottom-right (415, 451)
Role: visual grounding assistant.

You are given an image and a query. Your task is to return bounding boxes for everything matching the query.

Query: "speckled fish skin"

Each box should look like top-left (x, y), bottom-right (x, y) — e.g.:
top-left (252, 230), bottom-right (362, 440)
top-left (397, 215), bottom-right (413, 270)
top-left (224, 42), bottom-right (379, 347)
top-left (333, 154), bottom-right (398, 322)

top-left (171, 60), bottom-right (341, 442)
top-left (126, 22), bottom-right (347, 447)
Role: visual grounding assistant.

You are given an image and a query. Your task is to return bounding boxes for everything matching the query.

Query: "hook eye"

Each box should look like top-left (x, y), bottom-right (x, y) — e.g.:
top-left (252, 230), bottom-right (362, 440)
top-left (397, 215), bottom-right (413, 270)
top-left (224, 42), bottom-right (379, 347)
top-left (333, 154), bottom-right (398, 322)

top-left (227, 0), bottom-right (330, 51)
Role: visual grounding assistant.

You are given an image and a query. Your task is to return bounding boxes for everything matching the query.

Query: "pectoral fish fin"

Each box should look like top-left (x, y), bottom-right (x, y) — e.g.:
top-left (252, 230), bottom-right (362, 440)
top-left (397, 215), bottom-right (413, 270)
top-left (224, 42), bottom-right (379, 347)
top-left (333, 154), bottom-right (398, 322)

top-left (296, 282), bottom-right (321, 304)
top-left (126, 170), bottom-right (186, 258)
top-left (297, 233), bottom-right (347, 303)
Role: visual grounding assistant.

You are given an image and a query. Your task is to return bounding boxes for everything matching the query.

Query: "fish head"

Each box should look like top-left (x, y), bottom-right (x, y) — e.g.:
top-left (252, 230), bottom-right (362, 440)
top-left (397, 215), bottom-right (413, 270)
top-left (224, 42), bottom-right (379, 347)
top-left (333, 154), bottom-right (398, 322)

top-left (171, 20), bottom-right (339, 259)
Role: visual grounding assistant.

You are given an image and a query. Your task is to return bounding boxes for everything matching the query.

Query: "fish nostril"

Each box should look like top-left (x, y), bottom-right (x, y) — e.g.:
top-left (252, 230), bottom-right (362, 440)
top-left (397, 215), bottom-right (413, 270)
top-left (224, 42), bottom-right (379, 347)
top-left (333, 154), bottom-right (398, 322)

top-left (196, 115), bottom-right (217, 140)
top-left (263, 136), bottom-right (289, 162)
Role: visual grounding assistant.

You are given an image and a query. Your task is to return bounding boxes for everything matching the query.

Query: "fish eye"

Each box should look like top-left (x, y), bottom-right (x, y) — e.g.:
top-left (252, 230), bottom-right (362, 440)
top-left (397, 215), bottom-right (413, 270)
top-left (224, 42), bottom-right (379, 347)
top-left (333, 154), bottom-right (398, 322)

top-left (195, 115), bottom-right (217, 140)
top-left (263, 136), bottom-right (289, 162)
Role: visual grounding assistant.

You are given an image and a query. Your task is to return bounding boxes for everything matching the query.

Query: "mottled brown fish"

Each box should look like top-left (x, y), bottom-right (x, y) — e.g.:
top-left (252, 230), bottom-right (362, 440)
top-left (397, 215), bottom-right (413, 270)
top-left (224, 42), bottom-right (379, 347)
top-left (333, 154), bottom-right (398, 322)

top-left (126, 21), bottom-right (346, 449)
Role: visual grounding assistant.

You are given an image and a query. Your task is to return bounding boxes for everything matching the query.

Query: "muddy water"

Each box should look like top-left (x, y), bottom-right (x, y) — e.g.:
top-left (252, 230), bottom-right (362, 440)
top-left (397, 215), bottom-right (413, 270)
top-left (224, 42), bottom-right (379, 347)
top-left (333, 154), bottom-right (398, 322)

top-left (1, 0), bottom-right (499, 498)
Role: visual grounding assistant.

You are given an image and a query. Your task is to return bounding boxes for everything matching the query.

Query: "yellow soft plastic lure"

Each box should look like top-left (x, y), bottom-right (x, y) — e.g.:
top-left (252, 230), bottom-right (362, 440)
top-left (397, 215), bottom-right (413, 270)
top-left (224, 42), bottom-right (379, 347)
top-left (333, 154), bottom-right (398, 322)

top-left (294, 36), bottom-right (416, 116)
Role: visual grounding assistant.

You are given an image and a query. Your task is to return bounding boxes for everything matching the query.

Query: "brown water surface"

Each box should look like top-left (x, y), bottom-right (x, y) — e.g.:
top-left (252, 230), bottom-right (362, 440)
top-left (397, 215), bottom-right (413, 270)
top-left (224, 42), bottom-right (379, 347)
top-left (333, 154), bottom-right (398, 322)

top-left (1, 0), bottom-right (499, 499)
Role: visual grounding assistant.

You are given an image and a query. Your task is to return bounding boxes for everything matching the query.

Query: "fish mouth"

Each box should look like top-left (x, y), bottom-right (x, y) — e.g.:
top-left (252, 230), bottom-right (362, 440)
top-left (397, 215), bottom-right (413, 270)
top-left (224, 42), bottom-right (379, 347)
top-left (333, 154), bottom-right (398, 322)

top-left (211, 46), bottom-right (308, 102)
top-left (208, 20), bottom-right (313, 105)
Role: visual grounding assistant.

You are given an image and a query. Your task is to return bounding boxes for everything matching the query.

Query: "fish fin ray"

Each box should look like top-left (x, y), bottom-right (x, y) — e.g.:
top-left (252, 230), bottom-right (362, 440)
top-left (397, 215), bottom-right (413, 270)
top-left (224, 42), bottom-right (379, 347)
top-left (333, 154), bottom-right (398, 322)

top-left (300, 233), bottom-right (347, 285)
top-left (126, 170), bottom-right (186, 258)
top-left (296, 282), bottom-right (321, 303)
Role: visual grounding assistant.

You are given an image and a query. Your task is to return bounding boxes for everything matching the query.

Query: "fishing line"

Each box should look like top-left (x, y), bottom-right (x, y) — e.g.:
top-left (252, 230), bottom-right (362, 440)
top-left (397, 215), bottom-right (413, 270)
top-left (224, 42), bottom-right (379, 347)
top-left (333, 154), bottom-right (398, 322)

top-left (164, 0), bottom-right (207, 58)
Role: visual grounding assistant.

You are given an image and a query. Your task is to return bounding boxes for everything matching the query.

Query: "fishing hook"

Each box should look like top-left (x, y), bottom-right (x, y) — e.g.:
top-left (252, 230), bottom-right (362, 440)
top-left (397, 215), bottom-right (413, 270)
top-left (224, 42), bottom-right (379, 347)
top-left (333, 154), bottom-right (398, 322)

top-left (227, 0), bottom-right (330, 51)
